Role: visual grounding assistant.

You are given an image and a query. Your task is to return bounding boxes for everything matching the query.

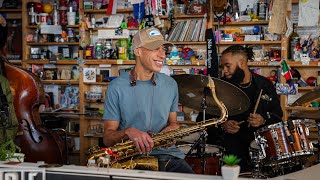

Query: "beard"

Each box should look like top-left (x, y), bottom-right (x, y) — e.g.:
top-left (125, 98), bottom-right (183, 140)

top-left (225, 66), bottom-right (245, 85)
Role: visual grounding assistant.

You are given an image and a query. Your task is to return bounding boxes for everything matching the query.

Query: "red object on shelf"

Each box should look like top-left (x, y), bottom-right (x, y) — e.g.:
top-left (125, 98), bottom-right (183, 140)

top-left (306, 77), bottom-right (317, 86)
top-left (34, 3), bottom-right (43, 13)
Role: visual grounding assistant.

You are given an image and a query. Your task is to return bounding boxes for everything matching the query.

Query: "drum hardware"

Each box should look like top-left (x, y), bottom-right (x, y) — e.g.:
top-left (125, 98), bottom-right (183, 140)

top-left (186, 130), bottom-right (208, 175)
top-left (254, 132), bottom-right (266, 159)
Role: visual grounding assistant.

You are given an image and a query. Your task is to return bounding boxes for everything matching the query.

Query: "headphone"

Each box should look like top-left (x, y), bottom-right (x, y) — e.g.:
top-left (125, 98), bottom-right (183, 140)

top-left (130, 67), bottom-right (156, 86)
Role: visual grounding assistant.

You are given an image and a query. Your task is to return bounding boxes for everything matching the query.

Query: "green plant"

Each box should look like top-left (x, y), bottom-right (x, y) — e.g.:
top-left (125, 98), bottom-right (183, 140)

top-left (222, 154), bottom-right (241, 166)
top-left (0, 140), bottom-right (21, 161)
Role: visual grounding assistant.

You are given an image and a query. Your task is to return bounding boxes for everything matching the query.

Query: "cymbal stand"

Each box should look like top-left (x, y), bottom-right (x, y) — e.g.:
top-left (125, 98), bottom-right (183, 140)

top-left (186, 88), bottom-right (210, 174)
top-left (186, 130), bottom-right (208, 174)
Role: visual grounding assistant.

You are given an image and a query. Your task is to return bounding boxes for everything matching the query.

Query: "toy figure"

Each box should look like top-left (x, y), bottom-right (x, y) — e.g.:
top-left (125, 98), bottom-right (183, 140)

top-left (301, 35), bottom-right (312, 55)
top-left (182, 47), bottom-right (195, 60)
top-left (309, 37), bottom-right (320, 59)
top-left (293, 43), bottom-right (301, 61)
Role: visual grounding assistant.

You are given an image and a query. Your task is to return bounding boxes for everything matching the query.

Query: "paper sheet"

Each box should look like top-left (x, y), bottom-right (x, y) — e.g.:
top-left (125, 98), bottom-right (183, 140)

top-left (298, 0), bottom-right (319, 27)
top-left (268, 0), bottom-right (288, 34)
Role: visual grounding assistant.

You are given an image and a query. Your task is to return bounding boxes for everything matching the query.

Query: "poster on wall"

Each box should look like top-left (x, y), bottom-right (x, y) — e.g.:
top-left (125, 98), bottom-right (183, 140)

top-left (83, 68), bottom-right (96, 82)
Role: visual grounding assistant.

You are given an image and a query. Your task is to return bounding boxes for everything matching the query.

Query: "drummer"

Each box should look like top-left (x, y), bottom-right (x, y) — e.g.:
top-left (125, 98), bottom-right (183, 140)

top-left (197, 45), bottom-right (283, 171)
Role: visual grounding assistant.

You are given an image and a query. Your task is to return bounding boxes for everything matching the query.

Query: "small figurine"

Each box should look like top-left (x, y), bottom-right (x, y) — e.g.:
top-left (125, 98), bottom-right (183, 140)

top-left (309, 37), bottom-right (320, 59)
top-left (182, 47), bottom-right (195, 60)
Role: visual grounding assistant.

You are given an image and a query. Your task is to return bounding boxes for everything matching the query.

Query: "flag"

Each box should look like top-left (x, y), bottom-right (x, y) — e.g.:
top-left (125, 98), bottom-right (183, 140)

top-left (281, 59), bottom-right (293, 80)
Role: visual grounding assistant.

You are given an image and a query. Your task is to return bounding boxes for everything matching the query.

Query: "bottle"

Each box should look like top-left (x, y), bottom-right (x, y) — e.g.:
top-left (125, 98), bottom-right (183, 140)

top-left (118, 38), bottom-right (128, 60)
top-left (53, 1), bottom-right (59, 25)
top-left (103, 39), bottom-right (112, 59)
top-left (128, 33), bottom-right (135, 60)
top-left (86, 31), bottom-right (94, 59)
top-left (91, 15), bottom-right (96, 28)
top-left (95, 42), bottom-right (102, 59)
top-left (59, 0), bottom-right (68, 25)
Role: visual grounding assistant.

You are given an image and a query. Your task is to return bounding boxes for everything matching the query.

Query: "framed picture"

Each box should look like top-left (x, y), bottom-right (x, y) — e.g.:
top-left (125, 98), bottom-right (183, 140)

top-left (58, 46), bottom-right (73, 59)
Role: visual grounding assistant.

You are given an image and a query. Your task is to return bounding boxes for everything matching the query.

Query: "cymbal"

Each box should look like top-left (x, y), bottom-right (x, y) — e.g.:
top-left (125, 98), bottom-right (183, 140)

top-left (172, 74), bottom-right (250, 116)
top-left (290, 86), bottom-right (320, 106)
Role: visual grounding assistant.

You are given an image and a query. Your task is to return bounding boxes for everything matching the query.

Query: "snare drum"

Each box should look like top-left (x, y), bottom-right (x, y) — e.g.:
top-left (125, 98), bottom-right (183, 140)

top-left (177, 144), bottom-right (223, 175)
top-left (257, 122), bottom-right (293, 161)
top-left (286, 119), bottom-right (313, 157)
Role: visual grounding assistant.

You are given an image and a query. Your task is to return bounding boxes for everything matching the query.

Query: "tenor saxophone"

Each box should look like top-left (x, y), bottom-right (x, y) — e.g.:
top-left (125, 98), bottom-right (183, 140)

top-left (88, 76), bottom-right (228, 170)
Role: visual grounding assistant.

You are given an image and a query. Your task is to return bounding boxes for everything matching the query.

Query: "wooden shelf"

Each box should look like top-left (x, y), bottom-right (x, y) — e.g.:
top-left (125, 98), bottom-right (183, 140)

top-left (92, 27), bottom-right (139, 30)
top-left (248, 61), bottom-right (281, 67)
top-left (0, 8), bottom-right (22, 12)
top-left (67, 25), bottom-right (80, 28)
top-left (218, 41), bottom-right (281, 45)
top-left (174, 14), bottom-right (206, 19)
top-left (84, 133), bottom-right (103, 138)
top-left (213, 21), bottom-right (269, 26)
top-left (287, 61), bottom-right (320, 67)
top-left (83, 8), bottom-right (133, 13)
top-left (83, 82), bottom-right (110, 85)
top-left (298, 87), bottom-right (315, 91)
top-left (285, 106), bottom-right (320, 111)
top-left (25, 60), bottom-right (78, 65)
top-left (84, 99), bottom-right (104, 103)
top-left (27, 42), bottom-right (79, 46)
top-left (172, 41), bottom-right (207, 45)
top-left (8, 60), bottom-right (22, 64)
top-left (84, 59), bottom-right (135, 65)
top-left (28, 25), bottom-right (79, 29)
top-left (42, 80), bottom-right (79, 85)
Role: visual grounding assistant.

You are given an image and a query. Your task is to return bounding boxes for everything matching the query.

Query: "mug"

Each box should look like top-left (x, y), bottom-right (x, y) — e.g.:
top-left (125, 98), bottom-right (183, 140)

top-left (35, 13), bottom-right (48, 25)
top-left (67, 12), bottom-right (76, 25)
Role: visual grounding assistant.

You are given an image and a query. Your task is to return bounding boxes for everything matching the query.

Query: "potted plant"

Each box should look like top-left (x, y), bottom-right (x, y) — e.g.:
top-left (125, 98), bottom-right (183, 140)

top-left (0, 140), bottom-right (24, 162)
top-left (221, 154), bottom-right (241, 180)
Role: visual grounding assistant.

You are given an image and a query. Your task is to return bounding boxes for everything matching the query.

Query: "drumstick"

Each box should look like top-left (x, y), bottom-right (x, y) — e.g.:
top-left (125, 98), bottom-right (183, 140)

top-left (248, 89), bottom-right (263, 127)
top-left (238, 121), bottom-right (245, 125)
top-left (253, 89), bottom-right (263, 114)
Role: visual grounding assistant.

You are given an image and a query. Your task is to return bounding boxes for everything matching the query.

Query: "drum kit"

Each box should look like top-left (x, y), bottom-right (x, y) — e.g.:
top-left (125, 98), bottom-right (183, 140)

top-left (249, 119), bottom-right (315, 178)
top-left (172, 74), bottom-right (320, 178)
top-left (173, 74), bottom-right (250, 175)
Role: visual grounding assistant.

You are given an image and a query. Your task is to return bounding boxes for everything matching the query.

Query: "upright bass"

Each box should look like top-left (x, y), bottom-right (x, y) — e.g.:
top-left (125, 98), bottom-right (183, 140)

top-left (1, 59), bottom-right (65, 164)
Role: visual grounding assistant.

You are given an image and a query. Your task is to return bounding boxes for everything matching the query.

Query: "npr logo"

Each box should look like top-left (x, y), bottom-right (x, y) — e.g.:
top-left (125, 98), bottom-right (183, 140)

top-left (0, 169), bottom-right (45, 180)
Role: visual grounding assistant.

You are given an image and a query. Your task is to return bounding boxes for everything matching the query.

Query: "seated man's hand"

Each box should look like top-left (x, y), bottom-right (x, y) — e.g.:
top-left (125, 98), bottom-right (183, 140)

top-left (223, 120), bottom-right (240, 134)
top-left (248, 113), bottom-right (265, 127)
top-left (125, 128), bottom-right (154, 154)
